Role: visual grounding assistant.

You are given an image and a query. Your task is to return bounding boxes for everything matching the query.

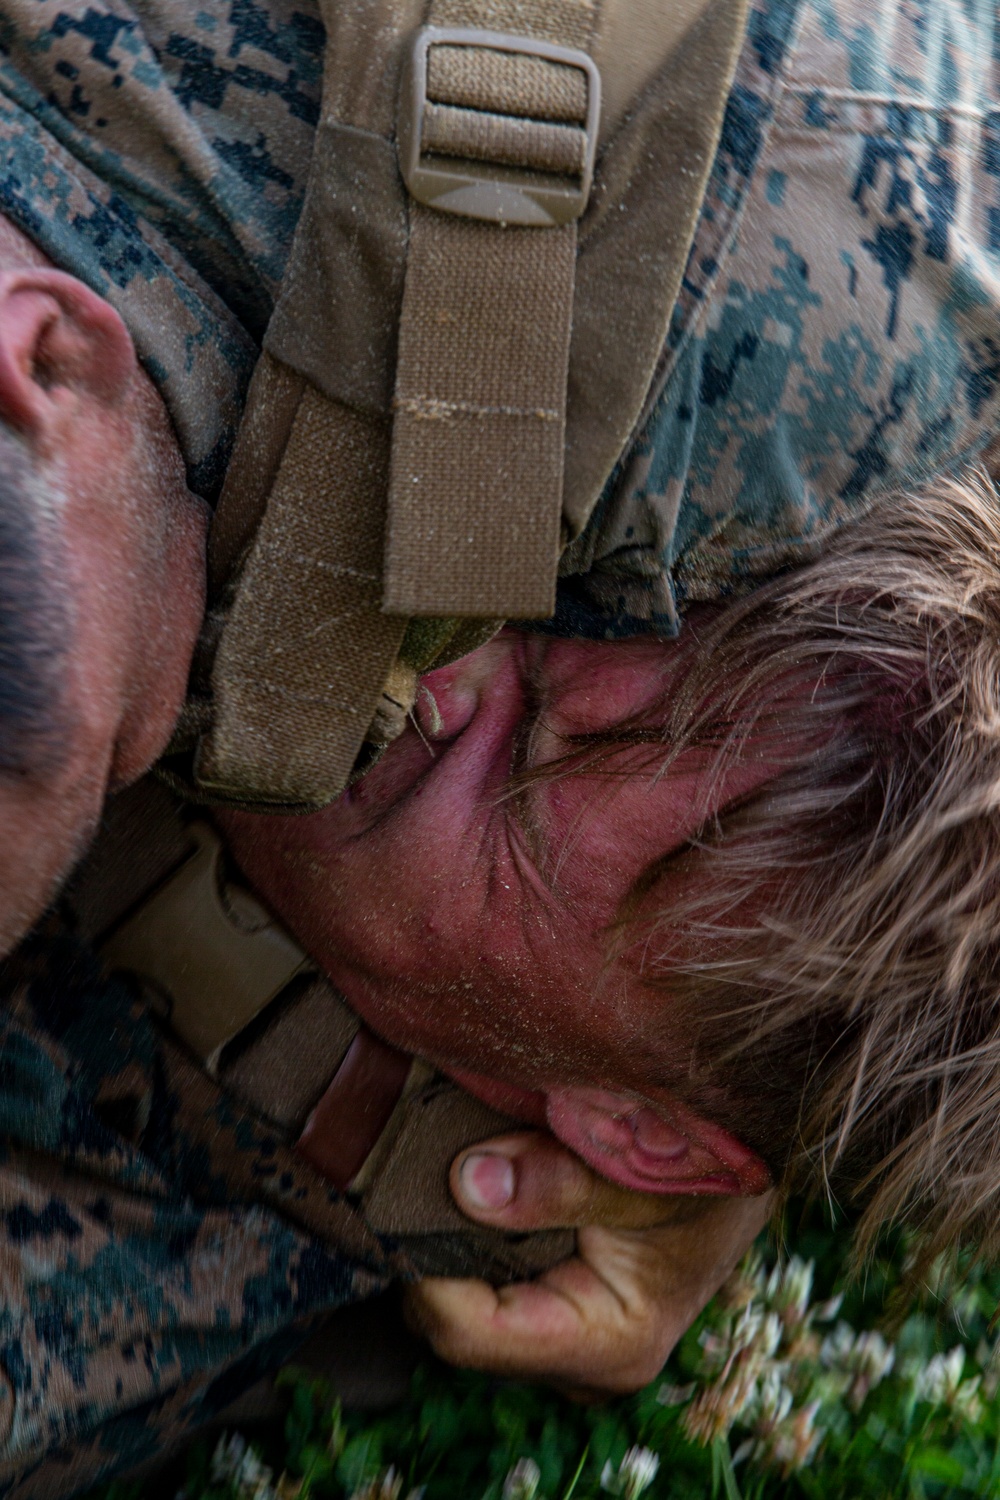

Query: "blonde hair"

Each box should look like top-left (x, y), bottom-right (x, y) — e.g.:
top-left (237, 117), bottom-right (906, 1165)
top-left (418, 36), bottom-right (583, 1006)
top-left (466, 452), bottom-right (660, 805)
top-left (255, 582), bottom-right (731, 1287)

top-left (550, 467), bottom-right (1000, 1256)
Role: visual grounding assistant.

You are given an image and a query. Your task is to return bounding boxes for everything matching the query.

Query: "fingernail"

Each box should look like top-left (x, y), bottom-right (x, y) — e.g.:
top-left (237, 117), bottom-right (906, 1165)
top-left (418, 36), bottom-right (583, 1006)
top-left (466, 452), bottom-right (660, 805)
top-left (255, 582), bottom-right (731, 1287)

top-left (459, 1151), bottom-right (514, 1210)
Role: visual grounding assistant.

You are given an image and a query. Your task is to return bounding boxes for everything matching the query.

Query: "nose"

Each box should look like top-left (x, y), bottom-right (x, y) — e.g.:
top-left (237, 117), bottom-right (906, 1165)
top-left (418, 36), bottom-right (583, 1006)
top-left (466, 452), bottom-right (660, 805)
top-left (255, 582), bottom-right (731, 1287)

top-left (413, 665), bottom-right (482, 743)
top-left (414, 637), bottom-right (522, 743)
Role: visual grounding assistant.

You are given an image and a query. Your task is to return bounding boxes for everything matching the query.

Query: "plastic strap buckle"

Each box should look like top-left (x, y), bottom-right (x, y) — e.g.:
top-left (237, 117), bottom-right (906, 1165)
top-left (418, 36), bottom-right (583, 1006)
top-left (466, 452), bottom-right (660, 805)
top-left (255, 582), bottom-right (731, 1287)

top-left (100, 823), bottom-right (311, 1074)
top-left (398, 26), bottom-right (601, 227)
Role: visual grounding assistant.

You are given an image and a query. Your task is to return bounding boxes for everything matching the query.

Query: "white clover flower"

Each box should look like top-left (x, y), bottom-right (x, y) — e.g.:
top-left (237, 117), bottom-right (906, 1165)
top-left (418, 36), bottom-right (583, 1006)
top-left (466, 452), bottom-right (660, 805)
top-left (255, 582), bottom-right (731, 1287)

top-left (767, 1400), bottom-right (822, 1474)
top-left (600, 1446), bottom-right (660, 1498)
top-left (911, 1349), bottom-right (983, 1422)
top-left (686, 1248), bottom-right (906, 1476)
top-left (851, 1331), bottom-right (895, 1383)
top-left (620, 1446), bottom-right (660, 1499)
top-left (915, 1346), bottom-right (966, 1405)
top-left (820, 1323), bottom-right (856, 1367)
top-left (775, 1256), bottom-right (814, 1323)
top-left (731, 1303), bottom-right (766, 1354)
top-left (754, 1367), bottom-right (793, 1429)
top-left (952, 1377), bottom-right (984, 1425)
top-left (682, 1383), bottom-right (737, 1446)
top-left (818, 1325), bottom-right (894, 1411)
top-left (347, 1468), bottom-right (422, 1500)
top-left (502, 1456), bottom-right (541, 1500)
top-left (210, 1433), bottom-right (278, 1500)
top-left (759, 1311), bottom-right (783, 1360)
top-left (813, 1293), bottom-right (844, 1323)
top-left (683, 1358), bottom-right (762, 1446)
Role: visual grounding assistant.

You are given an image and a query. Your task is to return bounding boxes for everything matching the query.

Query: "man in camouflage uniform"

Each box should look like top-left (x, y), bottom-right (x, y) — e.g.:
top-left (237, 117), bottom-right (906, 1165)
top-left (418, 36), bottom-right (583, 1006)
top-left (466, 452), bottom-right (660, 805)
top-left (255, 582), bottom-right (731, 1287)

top-left (0, 0), bottom-right (998, 1491)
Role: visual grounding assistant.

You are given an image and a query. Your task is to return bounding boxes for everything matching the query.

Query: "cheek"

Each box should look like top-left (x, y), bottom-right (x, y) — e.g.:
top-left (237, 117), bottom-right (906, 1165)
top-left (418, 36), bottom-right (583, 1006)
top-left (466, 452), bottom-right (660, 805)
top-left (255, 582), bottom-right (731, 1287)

top-left (529, 765), bottom-right (712, 918)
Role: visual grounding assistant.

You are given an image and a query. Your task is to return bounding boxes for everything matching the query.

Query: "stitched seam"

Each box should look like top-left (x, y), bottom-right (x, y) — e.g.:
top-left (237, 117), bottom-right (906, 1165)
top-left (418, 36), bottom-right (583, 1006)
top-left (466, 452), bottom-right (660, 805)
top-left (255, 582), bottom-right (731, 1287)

top-left (394, 396), bottom-right (561, 420)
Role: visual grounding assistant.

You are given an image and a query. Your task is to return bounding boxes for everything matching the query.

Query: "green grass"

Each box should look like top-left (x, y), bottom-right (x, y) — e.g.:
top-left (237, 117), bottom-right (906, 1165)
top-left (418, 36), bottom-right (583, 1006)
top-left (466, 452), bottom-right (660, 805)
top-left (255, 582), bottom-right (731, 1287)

top-left (93, 1206), bottom-right (1000, 1500)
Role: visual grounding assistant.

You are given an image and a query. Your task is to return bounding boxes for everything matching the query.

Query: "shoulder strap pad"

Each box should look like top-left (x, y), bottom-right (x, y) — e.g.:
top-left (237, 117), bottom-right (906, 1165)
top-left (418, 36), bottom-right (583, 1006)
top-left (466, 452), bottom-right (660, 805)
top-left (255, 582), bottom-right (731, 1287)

top-left (191, 0), bottom-right (750, 807)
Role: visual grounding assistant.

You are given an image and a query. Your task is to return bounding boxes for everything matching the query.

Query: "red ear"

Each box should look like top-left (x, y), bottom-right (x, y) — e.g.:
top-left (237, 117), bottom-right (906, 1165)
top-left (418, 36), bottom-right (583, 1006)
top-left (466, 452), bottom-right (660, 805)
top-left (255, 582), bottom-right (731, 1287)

top-left (544, 1087), bottom-right (771, 1196)
top-left (0, 269), bottom-right (134, 436)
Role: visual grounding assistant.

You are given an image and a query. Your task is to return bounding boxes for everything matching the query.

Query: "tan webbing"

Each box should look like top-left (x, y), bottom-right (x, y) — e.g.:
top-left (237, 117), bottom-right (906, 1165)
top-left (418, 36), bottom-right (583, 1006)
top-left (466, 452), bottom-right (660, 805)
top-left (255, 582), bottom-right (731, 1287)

top-left (198, 380), bottom-right (408, 803)
top-left (383, 0), bottom-right (595, 616)
top-left (427, 46), bottom-right (589, 120)
top-left (384, 206), bottom-right (575, 616)
top-left (196, 0), bottom-right (750, 806)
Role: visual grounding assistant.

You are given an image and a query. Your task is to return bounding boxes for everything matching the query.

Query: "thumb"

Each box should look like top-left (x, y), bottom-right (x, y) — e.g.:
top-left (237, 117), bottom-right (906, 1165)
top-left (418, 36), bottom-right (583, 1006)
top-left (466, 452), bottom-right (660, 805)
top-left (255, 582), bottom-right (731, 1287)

top-left (450, 1131), bottom-right (709, 1232)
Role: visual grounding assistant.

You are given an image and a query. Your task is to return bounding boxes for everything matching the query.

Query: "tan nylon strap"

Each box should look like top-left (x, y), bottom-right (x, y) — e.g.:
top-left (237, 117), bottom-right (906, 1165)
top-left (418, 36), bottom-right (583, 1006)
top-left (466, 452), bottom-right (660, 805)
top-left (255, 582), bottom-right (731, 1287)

top-left (206, 353), bottom-right (305, 601)
top-left (384, 208), bottom-right (576, 616)
top-left (383, 0), bottom-right (599, 619)
top-left (421, 104), bottom-right (587, 174)
top-left (428, 45), bottom-right (589, 120)
top-left (198, 376), bottom-right (407, 804)
top-left (433, 0), bottom-right (593, 46)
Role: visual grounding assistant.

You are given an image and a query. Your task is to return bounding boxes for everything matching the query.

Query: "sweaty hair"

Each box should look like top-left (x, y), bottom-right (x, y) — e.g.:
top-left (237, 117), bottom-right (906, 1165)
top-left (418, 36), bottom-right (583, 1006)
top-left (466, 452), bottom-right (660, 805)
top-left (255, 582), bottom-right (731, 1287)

top-left (0, 429), bottom-right (69, 774)
top-left (535, 468), bottom-right (1000, 1259)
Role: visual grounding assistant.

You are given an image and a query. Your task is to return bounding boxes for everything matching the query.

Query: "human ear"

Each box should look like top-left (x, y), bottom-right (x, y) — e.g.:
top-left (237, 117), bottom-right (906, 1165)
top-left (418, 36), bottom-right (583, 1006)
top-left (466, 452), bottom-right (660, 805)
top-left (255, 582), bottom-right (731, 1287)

top-left (544, 1086), bottom-right (771, 1197)
top-left (0, 269), bottom-right (134, 436)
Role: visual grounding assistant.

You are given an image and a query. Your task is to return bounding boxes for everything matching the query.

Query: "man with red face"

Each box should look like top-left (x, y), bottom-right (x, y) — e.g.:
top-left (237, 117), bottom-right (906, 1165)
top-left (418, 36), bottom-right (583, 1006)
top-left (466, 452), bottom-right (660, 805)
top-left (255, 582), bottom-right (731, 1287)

top-left (0, 229), bottom-right (771, 1492)
top-left (226, 462), bottom-right (1000, 1355)
top-left (1, 0), bottom-right (1000, 1488)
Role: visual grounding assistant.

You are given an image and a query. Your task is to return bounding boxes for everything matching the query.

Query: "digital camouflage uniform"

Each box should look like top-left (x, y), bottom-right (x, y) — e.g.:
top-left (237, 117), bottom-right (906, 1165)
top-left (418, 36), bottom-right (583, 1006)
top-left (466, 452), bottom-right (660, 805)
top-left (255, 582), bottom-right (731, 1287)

top-left (0, 0), bottom-right (998, 1490)
top-left (0, 920), bottom-right (400, 1498)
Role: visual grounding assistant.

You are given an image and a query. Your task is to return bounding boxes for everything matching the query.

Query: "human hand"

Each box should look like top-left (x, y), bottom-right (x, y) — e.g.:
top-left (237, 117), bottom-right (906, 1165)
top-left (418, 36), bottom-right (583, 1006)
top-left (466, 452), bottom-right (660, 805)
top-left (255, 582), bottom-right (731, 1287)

top-left (405, 1131), bottom-right (773, 1397)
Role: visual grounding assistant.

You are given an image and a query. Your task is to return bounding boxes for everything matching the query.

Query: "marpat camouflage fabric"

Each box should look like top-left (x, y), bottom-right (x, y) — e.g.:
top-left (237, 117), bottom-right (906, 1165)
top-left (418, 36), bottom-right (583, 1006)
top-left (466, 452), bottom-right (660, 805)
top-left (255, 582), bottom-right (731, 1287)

top-left (0, 0), bottom-right (998, 1489)
top-left (0, 921), bottom-right (393, 1498)
top-left (0, 0), bottom-right (323, 498)
top-left (559, 0), bottom-right (1000, 636)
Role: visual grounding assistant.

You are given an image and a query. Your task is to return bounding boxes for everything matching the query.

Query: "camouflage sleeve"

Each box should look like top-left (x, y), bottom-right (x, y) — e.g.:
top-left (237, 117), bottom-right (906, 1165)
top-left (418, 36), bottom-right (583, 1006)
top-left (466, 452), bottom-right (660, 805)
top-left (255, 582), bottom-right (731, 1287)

top-left (0, 926), bottom-right (387, 1498)
top-left (558, 0), bottom-right (1000, 640)
top-left (0, 0), bottom-right (322, 500)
